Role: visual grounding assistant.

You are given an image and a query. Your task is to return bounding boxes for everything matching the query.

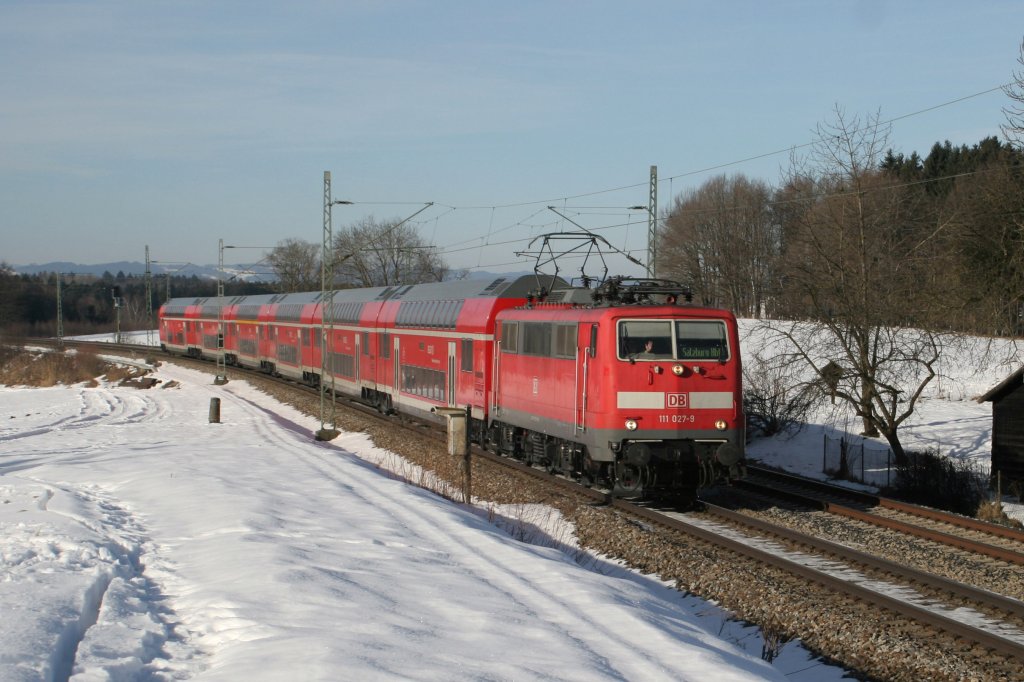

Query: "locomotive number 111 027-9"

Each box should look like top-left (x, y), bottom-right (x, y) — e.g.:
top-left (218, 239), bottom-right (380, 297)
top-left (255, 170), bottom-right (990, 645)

top-left (658, 414), bottom-right (696, 424)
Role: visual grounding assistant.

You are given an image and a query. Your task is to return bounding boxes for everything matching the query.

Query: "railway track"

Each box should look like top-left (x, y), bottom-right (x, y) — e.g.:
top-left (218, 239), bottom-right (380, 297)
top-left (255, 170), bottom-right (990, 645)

top-left (736, 465), bottom-right (1024, 565)
top-left (676, 502), bottom-right (1024, 657)
top-left (25, 339), bottom-right (1024, 678)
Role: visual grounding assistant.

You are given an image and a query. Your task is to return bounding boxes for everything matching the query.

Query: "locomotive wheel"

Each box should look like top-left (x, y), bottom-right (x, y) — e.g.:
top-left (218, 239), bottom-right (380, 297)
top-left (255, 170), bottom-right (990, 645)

top-left (614, 462), bottom-right (647, 496)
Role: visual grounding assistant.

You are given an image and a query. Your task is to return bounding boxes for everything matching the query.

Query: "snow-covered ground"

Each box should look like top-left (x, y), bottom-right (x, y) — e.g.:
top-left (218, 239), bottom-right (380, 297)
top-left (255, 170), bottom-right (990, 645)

top-left (1, 326), bottom-right (1019, 680)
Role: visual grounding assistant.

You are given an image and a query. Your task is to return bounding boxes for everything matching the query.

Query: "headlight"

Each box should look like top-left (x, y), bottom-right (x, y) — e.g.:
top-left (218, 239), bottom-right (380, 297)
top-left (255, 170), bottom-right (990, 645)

top-left (625, 419), bottom-right (638, 431)
top-left (672, 364), bottom-right (685, 376)
top-left (715, 419), bottom-right (728, 431)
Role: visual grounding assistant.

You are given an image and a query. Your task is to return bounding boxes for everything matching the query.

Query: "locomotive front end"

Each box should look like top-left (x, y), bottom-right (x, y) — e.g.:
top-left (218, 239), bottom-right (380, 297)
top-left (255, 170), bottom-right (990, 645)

top-left (486, 275), bottom-right (746, 501)
top-left (601, 315), bottom-right (746, 497)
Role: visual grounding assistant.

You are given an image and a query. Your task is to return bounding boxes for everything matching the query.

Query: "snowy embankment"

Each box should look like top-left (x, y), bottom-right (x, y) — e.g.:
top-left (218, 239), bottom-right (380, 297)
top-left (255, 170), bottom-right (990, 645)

top-left (1, 362), bottom-right (809, 681)
top-left (739, 320), bottom-right (1020, 469)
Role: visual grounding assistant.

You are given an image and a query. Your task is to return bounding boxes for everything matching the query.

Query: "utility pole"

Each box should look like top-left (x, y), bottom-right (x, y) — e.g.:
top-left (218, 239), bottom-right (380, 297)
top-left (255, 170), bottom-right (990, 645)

top-left (647, 165), bottom-right (658, 278)
top-left (112, 285), bottom-right (123, 344)
top-left (214, 239), bottom-right (227, 384)
top-left (145, 246), bottom-right (154, 348)
top-left (56, 274), bottom-right (64, 347)
top-left (317, 170), bottom-right (340, 441)
top-left (312, 174), bottom-right (424, 441)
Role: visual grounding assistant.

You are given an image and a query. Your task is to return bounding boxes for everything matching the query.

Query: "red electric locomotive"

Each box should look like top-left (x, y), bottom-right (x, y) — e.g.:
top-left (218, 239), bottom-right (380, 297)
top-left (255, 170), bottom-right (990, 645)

top-left (159, 274), bottom-right (745, 498)
top-left (487, 276), bottom-right (744, 497)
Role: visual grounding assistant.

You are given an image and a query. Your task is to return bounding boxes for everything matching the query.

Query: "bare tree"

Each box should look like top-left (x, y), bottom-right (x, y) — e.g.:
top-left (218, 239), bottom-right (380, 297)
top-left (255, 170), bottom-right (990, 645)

top-left (333, 216), bottom-right (447, 287)
top-left (660, 173), bottom-right (778, 316)
top-left (267, 238), bottom-right (321, 292)
top-left (1002, 38), bottom-right (1024, 148)
top-left (743, 348), bottom-right (818, 438)
top-left (660, 180), bottom-right (726, 306)
top-left (767, 107), bottom-right (946, 463)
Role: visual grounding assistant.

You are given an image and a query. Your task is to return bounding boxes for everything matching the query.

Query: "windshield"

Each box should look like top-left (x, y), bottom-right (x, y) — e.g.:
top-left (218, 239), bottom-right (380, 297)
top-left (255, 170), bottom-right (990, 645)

top-left (675, 320), bottom-right (729, 360)
top-left (618, 319), bottom-right (729, 361)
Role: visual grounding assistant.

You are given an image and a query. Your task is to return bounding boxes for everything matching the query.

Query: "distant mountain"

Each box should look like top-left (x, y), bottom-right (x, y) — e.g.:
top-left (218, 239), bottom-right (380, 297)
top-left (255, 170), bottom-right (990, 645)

top-left (10, 262), bottom-right (538, 285)
top-left (11, 261), bottom-right (276, 282)
top-left (12, 262), bottom-right (534, 283)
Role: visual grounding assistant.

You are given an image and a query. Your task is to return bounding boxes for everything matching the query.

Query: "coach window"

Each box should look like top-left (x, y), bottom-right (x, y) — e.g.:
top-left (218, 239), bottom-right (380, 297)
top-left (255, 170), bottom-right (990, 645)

top-left (362, 331), bottom-right (370, 355)
top-left (461, 339), bottom-right (473, 372)
top-left (379, 332), bottom-right (390, 359)
top-left (618, 320), bottom-right (672, 360)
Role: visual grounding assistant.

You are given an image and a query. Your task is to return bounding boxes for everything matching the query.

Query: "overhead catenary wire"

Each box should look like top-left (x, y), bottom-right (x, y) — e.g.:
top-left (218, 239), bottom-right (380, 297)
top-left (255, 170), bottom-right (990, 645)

top-left (431, 82), bottom-right (1014, 214)
top-left (327, 83), bottom-right (1012, 276)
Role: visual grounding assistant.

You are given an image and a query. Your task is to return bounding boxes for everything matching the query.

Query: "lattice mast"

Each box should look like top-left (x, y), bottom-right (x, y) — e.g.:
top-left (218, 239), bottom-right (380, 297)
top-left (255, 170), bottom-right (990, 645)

top-left (214, 239), bottom-right (227, 384)
top-left (317, 171), bottom-right (340, 441)
top-left (647, 165), bottom-right (658, 278)
top-left (145, 245), bottom-right (154, 348)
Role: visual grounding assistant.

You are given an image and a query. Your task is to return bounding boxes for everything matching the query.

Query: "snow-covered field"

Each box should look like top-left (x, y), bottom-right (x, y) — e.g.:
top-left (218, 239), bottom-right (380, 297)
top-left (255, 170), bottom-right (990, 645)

top-left (1, 360), bottom-right (821, 681)
top-left (1, 326), bottom-right (1019, 680)
top-left (740, 320), bottom-right (1023, 521)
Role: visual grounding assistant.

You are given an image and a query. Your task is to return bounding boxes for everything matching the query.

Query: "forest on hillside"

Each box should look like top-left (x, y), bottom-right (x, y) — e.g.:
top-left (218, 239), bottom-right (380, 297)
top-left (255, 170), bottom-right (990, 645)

top-left (0, 270), bottom-right (274, 338)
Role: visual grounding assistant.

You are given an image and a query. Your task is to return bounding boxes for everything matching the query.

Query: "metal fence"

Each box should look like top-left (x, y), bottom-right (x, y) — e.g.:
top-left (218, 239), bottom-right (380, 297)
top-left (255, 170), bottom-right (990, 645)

top-left (823, 434), bottom-right (894, 487)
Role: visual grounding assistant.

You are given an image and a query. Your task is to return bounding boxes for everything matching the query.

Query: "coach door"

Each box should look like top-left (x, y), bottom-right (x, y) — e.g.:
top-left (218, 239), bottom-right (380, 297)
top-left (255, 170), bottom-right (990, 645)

top-left (391, 336), bottom-right (401, 404)
top-left (354, 332), bottom-right (361, 387)
top-left (447, 341), bottom-right (457, 407)
top-left (575, 322), bottom-right (596, 432)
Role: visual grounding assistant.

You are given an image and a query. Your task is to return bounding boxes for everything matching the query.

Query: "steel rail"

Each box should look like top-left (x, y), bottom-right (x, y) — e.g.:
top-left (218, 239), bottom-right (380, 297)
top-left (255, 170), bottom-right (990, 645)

top-left (740, 469), bottom-right (1024, 566)
top-left (748, 465), bottom-right (1024, 543)
top-left (611, 498), bottom-right (1024, 662)
top-left (699, 502), bottom-right (1024, 621)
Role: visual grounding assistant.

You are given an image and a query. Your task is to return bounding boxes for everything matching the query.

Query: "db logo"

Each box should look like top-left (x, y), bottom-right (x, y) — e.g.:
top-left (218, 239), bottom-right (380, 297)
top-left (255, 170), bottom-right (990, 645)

top-left (667, 393), bottom-right (688, 408)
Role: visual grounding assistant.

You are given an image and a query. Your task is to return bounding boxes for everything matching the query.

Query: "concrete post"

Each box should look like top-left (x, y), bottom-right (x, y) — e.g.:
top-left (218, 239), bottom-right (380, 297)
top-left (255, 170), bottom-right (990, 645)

top-left (433, 406), bottom-right (472, 503)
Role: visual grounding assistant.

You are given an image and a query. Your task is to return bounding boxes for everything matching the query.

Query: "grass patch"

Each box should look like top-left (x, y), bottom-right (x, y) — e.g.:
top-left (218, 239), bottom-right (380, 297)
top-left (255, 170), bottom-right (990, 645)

top-left (976, 500), bottom-right (1024, 529)
top-left (0, 346), bottom-right (150, 387)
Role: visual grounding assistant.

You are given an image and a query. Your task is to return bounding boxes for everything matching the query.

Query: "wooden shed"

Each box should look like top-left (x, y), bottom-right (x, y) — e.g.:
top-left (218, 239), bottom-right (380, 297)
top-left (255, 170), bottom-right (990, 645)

top-left (979, 367), bottom-right (1024, 488)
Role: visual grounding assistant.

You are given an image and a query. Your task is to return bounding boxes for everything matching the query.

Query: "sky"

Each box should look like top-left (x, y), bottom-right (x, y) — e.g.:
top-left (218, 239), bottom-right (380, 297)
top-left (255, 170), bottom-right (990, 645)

top-left (2, 326), bottom-right (1019, 679)
top-left (2, 1), bottom-right (1022, 276)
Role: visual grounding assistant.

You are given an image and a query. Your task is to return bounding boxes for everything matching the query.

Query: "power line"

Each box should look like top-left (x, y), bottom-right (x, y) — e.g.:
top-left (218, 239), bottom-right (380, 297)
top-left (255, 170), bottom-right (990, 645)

top-left (332, 83), bottom-right (1013, 276)
top-left (424, 82), bottom-right (1013, 215)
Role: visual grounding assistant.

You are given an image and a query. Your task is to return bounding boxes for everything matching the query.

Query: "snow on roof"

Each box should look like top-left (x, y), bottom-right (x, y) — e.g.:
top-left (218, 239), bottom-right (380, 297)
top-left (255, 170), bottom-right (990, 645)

top-left (978, 366), bottom-right (1024, 403)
